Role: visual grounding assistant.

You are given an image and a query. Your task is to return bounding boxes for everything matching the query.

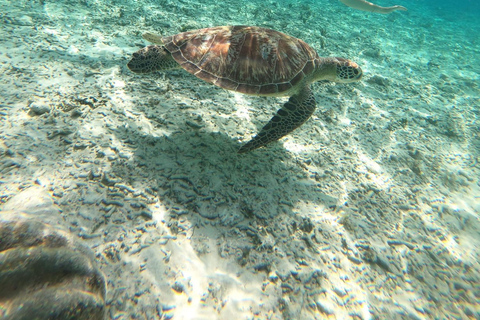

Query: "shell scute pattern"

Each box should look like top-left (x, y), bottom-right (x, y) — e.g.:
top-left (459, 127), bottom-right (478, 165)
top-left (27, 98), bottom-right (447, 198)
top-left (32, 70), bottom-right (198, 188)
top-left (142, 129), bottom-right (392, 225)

top-left (236, 84), bottom-right (261, 95)
top-left (162, 26), bottom-right (320, 95)
top-left (302, 60), bottom-right (316, 77)
top-left (260, 84), bottom-right (280, 95)
top-left (277, 82), bottom-right (293, 92)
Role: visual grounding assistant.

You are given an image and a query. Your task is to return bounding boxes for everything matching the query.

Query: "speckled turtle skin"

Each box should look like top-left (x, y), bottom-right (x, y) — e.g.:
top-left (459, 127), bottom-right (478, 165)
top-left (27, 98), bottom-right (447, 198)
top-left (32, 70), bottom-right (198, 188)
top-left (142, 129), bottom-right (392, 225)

top-left (128, 26), bottom-right (363, 153)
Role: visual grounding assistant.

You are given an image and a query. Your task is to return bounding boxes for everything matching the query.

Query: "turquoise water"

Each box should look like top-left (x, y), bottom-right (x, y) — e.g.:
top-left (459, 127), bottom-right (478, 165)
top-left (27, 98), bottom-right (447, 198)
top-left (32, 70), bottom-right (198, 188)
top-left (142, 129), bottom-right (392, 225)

top-left (0, 0), bottom-right (479, 319)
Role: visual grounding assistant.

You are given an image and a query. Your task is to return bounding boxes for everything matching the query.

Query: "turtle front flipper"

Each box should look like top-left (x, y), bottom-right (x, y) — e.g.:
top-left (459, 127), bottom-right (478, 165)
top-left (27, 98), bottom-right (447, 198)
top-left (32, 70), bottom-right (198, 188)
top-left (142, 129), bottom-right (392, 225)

top-left (142, 32), bottom-right (164, 44)
top-left (238, 85), bottom-right (316, 153)
top-left (127, 45), bottom-right (180, 74)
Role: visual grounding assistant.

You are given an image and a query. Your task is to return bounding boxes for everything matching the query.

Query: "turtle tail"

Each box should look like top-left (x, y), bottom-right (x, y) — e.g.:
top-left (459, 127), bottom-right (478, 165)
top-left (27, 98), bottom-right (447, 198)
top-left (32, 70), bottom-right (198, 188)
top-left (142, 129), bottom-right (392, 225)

top-left (238, 85), bottom-right (316, 153)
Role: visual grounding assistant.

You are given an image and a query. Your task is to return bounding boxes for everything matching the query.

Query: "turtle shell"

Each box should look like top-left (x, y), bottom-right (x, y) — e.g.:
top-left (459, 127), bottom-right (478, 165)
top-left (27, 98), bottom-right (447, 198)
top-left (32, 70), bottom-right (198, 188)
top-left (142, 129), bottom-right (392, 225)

top-left (162, 26), bottom-right (320, 95)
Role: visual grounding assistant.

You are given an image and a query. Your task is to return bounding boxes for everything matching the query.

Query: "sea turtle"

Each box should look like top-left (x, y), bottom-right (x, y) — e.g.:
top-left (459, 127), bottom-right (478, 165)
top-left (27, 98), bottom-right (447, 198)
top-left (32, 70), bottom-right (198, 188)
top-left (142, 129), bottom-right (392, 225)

top-left (127, 26), bottom-right (362, 153)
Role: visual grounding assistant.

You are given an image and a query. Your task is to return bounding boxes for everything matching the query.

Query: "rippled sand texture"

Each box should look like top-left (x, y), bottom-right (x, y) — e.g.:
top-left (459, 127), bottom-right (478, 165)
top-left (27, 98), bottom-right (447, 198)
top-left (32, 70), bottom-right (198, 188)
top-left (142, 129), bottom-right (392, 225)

top-left (1, 0), bottom-right (479, 319)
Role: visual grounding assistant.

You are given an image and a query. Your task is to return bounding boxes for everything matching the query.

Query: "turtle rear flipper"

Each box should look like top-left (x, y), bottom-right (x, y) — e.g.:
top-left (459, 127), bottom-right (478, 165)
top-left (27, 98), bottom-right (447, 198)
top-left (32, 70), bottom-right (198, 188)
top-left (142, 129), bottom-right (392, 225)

top-left (238, 85), bottom-right (316, 153)
top-left (127, 45), bottom-right (180, 73)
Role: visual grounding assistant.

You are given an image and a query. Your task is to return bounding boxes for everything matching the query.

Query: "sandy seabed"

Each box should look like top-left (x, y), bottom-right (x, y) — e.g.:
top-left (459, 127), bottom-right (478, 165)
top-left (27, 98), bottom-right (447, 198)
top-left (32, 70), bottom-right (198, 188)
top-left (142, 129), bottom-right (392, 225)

top-left (1, 0), bottom-right (479, 319)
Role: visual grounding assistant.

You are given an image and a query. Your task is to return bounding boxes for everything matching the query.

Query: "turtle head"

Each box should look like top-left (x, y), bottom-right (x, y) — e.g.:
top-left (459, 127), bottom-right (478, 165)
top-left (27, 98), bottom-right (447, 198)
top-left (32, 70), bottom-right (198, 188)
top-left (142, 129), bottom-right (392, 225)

top-left (128, 45), bottom-right (173, 74)
top-left (333, 58), bottom-right (363, 83)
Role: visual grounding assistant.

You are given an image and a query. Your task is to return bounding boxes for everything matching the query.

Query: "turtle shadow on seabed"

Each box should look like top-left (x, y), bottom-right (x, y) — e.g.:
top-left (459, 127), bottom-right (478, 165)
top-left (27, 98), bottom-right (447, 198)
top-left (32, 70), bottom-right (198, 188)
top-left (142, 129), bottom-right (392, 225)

top-left (3, 97), bottom-right (479, 318)
top-left (107, 114), bottom-right (480, 318)
top-left (110, 124), bottom-right (339, 222)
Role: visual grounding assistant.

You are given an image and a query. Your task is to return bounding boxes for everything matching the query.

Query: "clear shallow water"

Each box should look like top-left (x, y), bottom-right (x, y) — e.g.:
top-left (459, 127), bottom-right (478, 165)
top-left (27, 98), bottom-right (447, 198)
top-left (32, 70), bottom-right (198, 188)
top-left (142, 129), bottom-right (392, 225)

top-left (0, 0), bottom-right (479, 319)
